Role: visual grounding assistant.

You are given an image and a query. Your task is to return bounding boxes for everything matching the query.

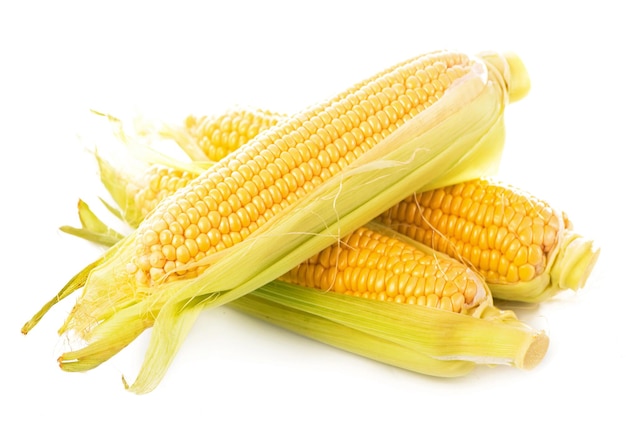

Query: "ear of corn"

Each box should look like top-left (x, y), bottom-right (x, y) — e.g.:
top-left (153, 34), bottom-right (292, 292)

top-left (281, 225), bottom-right (490, 314)
top-left (169, 108), bottom-right (287, 162)
top-left (29, 50), bottom-right (528, 393)
top-left (377, 178), bottom-right (600, 302)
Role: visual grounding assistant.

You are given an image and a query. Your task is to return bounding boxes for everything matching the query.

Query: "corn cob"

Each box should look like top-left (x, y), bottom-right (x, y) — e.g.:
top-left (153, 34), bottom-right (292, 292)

top-left (281, 225), bottom-right (489, 313)
top-left (176, 108), bottom-right (286, 162)
top-left (377, 178), bottom-right (599, 302)
top-left (28, 50), bottom-right (527, 393)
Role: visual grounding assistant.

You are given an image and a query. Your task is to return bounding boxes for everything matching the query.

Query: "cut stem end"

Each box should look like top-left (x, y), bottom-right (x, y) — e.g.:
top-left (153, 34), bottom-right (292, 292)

top-left (554, 231), bottom-right (601, 292)
top-left (522, 331), bottom-right (550, 370)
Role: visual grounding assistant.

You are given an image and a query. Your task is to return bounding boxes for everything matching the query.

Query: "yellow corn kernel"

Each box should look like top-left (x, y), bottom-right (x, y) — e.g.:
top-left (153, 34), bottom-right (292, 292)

top-left (281, 226), bottom-right (488, 314)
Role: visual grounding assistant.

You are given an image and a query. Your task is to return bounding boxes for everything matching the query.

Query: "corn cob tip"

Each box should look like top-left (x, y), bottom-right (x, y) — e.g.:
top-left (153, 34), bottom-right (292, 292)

top-left (552, 231), bottom-right (601, 293)
top-left (479, 51), bottom-right (531, 103)
top-left (522, 331), bottom-right (549, 370)
top-left (502, 51), bottom-right (531, 103)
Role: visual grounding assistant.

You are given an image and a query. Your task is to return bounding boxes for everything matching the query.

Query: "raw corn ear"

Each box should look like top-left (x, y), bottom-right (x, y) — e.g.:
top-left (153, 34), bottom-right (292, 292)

top-left (29, 49), bottom-right (527, 394)
top-left (377, 178), bottom-right (600, 302)
top-left (172, 108), bottom-right (286, 162)
top-left (281, 225), bottom-right (490, 314)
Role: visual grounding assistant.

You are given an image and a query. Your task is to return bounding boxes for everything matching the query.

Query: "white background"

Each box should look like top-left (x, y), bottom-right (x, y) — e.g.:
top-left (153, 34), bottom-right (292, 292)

top-left (2, 1), bottom-right (624, 429)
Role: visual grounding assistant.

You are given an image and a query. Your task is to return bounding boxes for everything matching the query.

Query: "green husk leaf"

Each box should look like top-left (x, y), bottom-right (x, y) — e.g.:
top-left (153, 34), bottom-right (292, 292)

top-left (21, 256), bottom-right (104, 335)
top-left (158, 121), bottom-right (211, 162)
top-left (231, 280), bottom-right (548, 373)
top-left (230, 286), bottom-right (478, 377)
top-left (58, 199), bottom-right (125, 246)
top-left (89, 109), bottom-right (212, 227)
